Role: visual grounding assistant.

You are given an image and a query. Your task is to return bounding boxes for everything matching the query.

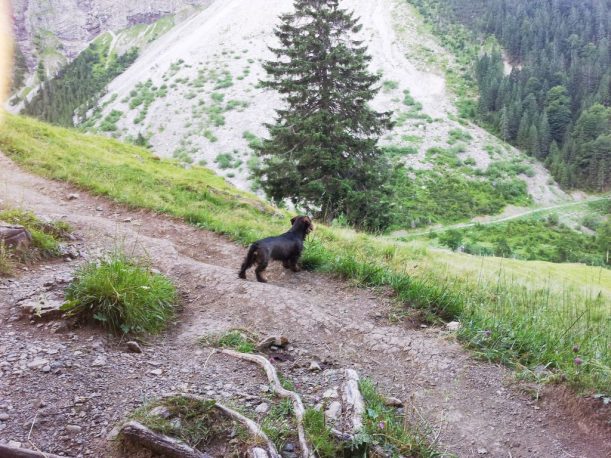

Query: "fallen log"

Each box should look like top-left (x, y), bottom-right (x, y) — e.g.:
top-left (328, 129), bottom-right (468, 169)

top-left (219, 349), bottom-right (313, 458)
top-left (120, 421), bottom-right (211, 458)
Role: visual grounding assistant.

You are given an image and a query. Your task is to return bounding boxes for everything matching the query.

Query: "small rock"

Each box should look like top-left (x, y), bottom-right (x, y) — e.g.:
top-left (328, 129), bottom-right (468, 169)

top-left (477, 448), bottom-right (488, 455)
top-left (283, 443), bottom-right (295, 453)
top-left (106, 425), bottom-right (121, 441)
top-left (95, 206), bottom-right (103, 212)
top-left (150, 369), bottom-right (163, 376)
top-left (91, 356), bottom-right (107, 367)
top-left (41, 365), bottom-right (51, 373)
top-left (27, 358), bottom-right (49, 370)
top-left (66, 425), bottom-right (82, 434)
top-left (446, 321), bottom-right (461, 331)
top-left (384, 397), bottom-right (403, 407)
top-left (255, 403), bottom-right (269, 414)
top-left (308, 361), bottom-right (322, 372)
top-left (123, 218), bottom-right (132, 223)
top-left (0, 413), bottom-right (9, 421)
top-left (19, 298), bottom-right (63, 321)
top-left (324, 401), bottom-right (342, 422)
top-left (67, 193), bottom-right (80, 200)
top-left (7, 440), bottom-right (21, 448)
top-left (322, 388), bottom-right (338, 399)
top-left (149, 406), bottom-right (171, 418)
top-left (256, 335), bottom-right (289, 351)
top-left (126, 341), bottom-right (143, 353)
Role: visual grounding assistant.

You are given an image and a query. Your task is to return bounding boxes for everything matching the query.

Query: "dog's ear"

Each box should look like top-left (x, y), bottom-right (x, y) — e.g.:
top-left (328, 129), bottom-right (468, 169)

top-left (290, 216), bottom-right (298, 225)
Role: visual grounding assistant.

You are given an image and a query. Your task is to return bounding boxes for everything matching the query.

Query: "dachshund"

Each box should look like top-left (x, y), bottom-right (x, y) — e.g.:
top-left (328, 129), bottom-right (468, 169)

top-left (238, 216), bottom-right (314, 283)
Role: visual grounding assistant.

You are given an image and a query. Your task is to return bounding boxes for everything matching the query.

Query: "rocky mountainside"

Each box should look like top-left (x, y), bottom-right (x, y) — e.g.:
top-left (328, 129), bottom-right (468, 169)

top-left (10, 0), bottom-right (209, 82)
top-left (81, 0), bottom-right (568, 209)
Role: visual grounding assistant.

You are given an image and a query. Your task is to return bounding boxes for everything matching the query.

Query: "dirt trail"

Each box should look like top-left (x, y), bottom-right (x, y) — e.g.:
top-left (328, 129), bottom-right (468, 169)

top-left (0, 153), bottom-right (609, 458)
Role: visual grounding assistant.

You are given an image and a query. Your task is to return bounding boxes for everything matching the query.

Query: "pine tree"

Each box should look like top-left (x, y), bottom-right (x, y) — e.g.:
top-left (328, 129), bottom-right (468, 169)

top-left (538, 111), bottom-right (551, 158)
top-left (516, 112), bottom-right (530, 149)
top-left (499, 106), bottom-right (510, 141)
top-left (253, 0), bottom-right (393, 230)
top-left (528, 124), bottom-right (539, 155)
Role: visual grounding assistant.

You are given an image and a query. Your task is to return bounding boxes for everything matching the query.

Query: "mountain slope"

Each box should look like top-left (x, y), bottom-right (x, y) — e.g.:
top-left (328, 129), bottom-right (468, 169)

top-left (86, 0), bottom-right (568, 212)
top-left (8, 0), bottom-right (210, 107)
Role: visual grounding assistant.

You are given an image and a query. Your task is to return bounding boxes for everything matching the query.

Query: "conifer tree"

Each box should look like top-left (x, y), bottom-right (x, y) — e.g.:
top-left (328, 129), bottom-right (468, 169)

top-left (252, 0), bottom-right (393, 230)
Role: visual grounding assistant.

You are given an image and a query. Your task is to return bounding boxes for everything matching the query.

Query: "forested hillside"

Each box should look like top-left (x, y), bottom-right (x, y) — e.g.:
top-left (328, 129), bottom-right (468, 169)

top-left (22, 38), bottom-right (138, 127)
top-left (410, 0), bottom-right (610, 192)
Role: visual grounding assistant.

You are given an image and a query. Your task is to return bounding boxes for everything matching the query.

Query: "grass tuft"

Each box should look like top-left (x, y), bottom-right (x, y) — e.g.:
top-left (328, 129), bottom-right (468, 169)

top-left (303, 408), bottom-right (343, 457)
top-left (61, 252), bottom-right (176, 334)
top-left (199, 329), bottom-right (257, 353)
top-left (359, 379), bottom-right (438, 457)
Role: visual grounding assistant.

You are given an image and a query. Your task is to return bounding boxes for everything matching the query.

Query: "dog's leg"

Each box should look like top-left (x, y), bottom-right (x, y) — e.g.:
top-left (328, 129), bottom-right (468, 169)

top-left (239, 244), bottom-right (258, 279)
top-left (255, 255), bottom-right (269, 282)
top-left (289, 255), bottom-right (301, 272)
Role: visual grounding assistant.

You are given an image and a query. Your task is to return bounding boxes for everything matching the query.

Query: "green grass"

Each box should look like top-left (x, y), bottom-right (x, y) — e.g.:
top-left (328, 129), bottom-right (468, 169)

top-left (382, 80), bottom-right (400, 92)
top-left (0, 243), bottom-right (15, 275)
top-left (260, 399), bottom-right (296, 450)
top-left (199, 329), bottom-right (257, 353)
top-left (358, 379), bottom-right (439, 457)
top-left (303, 409), bottom-right (343, 457)
top-left (1, 114), bottom-right (609, 392)
top-left (390, 166), bottom-right (531, 229)
top-left (129, 396), bottom-right (249, 452)
top-left (61, 252), bottom-right (176, 334)
top-left (0, 207), bottom-right (71, 260)
top-left (438, 218), bottom-right (608, 266)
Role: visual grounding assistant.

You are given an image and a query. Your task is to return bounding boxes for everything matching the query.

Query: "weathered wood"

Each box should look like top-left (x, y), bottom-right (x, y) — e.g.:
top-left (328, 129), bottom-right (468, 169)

top-left (120, 421), bottom-right (211, 458)
top-left (0, 444), bottom-right (67, 458)
top-left (219, 349), bottom-right (313, 458)
top-left (342, 369), bottom-right (365, 433)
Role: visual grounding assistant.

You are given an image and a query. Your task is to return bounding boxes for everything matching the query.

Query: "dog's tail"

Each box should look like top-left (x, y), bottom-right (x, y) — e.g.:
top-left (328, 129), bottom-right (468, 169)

top-left (238, 243), bottom-right (258, 279)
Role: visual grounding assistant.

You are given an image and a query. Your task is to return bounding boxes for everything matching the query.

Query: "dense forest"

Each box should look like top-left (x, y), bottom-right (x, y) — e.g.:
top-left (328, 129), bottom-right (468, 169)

top-left (22, 41), bottom-right (137, 127)
top-left (409, 0), bottom-right (610, 192)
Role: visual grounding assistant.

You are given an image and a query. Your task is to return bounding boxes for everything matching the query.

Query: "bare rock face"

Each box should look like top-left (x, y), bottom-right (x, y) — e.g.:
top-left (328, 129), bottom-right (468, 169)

top-left (10, 0), bottom-right (210, 72)
top-left (0, 223), bottom-right (32, 250)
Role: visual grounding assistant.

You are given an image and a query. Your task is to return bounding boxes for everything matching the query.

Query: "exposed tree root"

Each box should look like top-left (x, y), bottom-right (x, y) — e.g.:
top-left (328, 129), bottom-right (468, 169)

top-left (342, 369), bottom-right (365, 434)
top-left (166, 393), bottom-right (280, 458)
top-left (119, 421), bottom-right (211, 458)
top-left (0, 444), bottom-right (67, 458)
top-left (219, 348), bottom-right (313, 458)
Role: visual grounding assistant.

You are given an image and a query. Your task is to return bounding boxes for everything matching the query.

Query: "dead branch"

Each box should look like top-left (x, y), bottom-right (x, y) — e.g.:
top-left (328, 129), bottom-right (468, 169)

top-left (120, 421), bottom-right (211, 458)
top-left (219, 349), bottom-right (312, 458)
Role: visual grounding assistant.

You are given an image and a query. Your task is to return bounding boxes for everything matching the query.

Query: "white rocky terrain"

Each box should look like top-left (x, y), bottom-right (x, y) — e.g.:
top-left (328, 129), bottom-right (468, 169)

top-left (81, 0), bottom-right (568, 205)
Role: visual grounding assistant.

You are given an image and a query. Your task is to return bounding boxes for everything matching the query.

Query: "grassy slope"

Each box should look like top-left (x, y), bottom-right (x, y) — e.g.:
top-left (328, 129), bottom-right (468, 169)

top-left (0, 113), bottom-right (609, 392)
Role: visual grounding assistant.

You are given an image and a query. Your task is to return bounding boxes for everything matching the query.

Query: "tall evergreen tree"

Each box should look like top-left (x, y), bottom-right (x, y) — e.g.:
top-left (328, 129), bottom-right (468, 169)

top-left (253, 0), bottom-right (393, 230)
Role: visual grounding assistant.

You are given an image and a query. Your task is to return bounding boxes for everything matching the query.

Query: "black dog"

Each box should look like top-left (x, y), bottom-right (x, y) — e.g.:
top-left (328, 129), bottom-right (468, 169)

top-left (239, 216), bottom-right (314, 283)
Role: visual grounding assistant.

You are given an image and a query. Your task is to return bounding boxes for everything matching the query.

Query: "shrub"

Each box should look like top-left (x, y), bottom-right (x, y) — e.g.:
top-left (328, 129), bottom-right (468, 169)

top-left (382, 80), bottom-right (399, 92)
top-left (62, 253), bottom-right (176, 334)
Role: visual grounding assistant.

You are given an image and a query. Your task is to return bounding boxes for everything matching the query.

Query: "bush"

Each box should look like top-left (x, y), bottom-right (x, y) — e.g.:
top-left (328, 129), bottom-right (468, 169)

top-left (439, 229), bottom-right (463, 250)
top-left (62, 253), bottom-right (176, 334)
